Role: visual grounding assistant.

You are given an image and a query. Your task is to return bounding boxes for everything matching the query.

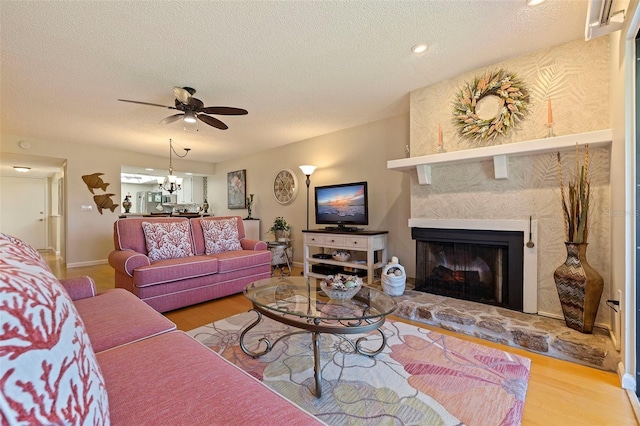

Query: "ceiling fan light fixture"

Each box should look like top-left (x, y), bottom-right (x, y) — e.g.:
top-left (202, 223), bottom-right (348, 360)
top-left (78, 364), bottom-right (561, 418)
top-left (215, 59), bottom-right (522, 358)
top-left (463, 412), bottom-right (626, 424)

top-left (13, 166), bottom-right (31, 173)
top-left (183, 110), bottom-right (197, 123)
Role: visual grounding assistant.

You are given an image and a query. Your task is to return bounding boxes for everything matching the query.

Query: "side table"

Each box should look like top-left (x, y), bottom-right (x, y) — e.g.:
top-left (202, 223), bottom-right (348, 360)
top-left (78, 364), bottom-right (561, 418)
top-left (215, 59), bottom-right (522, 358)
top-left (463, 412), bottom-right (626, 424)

top-left (267, 241), bottom-right (292, 276)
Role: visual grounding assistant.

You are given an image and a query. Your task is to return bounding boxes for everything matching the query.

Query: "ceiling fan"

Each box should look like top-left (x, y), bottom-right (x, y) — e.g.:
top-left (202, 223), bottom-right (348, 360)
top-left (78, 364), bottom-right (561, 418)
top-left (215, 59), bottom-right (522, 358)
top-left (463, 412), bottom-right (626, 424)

top-left (118, 87), bottom-right (247, 130)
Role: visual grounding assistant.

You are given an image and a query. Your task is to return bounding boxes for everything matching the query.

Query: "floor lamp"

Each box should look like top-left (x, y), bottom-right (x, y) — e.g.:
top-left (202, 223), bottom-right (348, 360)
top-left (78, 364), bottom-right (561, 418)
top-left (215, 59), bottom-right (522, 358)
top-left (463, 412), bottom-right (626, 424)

top-left (299, 165), bottom-right (317, 230)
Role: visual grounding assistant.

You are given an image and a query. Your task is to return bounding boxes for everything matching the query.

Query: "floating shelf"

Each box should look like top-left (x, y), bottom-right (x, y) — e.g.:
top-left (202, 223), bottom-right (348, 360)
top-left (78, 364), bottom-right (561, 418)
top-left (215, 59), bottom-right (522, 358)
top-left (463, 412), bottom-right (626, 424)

top-left (387, 129), bottom-right (612, 185)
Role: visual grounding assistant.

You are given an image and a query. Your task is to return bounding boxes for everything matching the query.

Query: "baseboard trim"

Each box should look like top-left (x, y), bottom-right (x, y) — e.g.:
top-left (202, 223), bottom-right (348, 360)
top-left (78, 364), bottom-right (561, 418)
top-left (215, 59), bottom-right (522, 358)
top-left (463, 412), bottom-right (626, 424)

top-left (537, 309), bottom-right (610, 331)
top-left (66, 259), bottom-right (108, 268)
top-left (625, 388), bottom-right (640, 424)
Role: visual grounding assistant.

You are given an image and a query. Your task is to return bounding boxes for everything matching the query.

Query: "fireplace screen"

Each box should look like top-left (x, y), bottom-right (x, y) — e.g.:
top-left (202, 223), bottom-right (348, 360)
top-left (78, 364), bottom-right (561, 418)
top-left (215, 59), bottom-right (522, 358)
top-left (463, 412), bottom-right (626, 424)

top-left (417, 242), bottom-right (506, 305)
top-left (412, 228), bottom-right (524, 311)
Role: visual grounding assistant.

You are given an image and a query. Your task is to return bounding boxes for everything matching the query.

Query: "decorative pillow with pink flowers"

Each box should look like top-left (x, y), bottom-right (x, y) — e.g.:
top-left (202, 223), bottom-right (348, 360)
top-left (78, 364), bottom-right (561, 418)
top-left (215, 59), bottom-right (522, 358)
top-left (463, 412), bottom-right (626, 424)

top-left (0, 233), bottom-right (110, 424)
top-left (202, 218), bottom-right (243, 254)
top-left (141, 221), bottom-right (194, 262)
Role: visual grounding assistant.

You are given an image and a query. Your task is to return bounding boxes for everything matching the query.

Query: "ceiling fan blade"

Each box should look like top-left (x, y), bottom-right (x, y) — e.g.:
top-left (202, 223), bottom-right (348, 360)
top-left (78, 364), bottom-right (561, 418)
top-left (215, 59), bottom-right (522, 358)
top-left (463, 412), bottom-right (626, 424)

top-left (160, 114), bottom-right (184, 124)
top-left (190, 97), bottom-right (204, 109)
top-left (173, 87), bottom-right (192, 104)
top-left (200, 106), bottom-right (248, 115)
top-left (197, 114), bottom-right (229, 130)
top-left (118, 99), bottom-right (176, 109)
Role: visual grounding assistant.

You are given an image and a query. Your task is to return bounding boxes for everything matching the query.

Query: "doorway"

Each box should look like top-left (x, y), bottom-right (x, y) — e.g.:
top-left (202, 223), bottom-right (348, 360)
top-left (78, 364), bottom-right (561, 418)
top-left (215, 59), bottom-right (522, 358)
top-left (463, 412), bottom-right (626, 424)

top-left (0, 153), bottom-right (66, 258)
top-left (0, 176), bottom-right (46, 249)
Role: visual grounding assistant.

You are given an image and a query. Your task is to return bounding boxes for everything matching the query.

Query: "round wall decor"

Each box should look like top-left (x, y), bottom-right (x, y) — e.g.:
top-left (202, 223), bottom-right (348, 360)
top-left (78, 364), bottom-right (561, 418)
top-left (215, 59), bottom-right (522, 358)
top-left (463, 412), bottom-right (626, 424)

top-left (452, 69), bottom-right (530, 145)
top-left (273, 169), bottom-right (298, 205)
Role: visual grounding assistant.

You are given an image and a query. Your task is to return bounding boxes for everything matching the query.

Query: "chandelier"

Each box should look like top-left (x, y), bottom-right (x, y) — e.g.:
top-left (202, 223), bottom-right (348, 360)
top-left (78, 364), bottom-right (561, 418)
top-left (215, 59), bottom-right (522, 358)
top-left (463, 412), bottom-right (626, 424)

top-left (157, 138), bottom-right (190, 194)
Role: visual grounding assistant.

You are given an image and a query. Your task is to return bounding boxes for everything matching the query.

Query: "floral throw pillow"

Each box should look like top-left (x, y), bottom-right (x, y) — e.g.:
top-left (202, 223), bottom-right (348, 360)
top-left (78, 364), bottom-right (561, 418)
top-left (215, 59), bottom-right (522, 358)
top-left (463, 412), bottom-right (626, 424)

top-left (202, 218), bottom-right (243, 254)
top-left (0, 233), bottom-right (110, 424)
top-left (142, 221), bottom-right (194, 262)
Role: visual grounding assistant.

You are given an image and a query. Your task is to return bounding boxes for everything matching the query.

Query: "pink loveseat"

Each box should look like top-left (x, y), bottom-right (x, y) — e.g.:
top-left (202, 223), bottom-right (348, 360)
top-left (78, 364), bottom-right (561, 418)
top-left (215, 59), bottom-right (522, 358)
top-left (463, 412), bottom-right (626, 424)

top-left (0, 233), bottom-right (322, 425)
top-left (108, 216), bottom-right (271, 312)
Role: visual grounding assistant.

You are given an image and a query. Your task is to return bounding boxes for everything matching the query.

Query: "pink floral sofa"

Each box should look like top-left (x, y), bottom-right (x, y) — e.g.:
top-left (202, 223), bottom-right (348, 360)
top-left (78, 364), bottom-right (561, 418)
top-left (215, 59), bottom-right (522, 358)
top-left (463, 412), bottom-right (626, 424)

top-left (0, 233), bottom-right (322, 425)
top-left (108, 216), bottom-right (271, 312)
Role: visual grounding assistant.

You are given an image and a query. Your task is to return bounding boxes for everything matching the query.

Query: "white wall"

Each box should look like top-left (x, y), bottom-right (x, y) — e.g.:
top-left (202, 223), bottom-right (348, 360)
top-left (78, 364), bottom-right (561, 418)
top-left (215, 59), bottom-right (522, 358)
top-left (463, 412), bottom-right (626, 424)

top-left (1, 115), bottom-right (411, 270)
top-left (209, 114), bottom-right (414, 275)
top-left (609, 0), bottom-right (639, 390)
top-left (1, 135), bottom-right (215, 266)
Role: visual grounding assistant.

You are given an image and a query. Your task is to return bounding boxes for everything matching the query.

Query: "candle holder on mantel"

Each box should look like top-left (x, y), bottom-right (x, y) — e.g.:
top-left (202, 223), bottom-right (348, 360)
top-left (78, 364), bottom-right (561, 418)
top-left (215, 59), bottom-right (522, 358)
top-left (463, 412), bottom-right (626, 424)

top-left (546, 123), bottom-right (556, 138)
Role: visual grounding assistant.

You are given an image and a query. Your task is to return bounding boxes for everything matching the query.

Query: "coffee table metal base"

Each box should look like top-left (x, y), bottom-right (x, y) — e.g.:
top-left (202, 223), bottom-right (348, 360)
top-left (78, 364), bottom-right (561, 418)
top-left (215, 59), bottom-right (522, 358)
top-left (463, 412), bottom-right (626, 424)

top-left (240, 309), bottom-right (387, 397)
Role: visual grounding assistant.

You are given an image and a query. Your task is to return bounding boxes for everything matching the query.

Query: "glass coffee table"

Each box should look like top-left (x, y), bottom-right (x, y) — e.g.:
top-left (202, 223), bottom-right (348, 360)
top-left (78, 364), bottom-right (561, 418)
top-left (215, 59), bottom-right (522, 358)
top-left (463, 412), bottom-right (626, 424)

top-left (241, 276), bottom-right (397, 397)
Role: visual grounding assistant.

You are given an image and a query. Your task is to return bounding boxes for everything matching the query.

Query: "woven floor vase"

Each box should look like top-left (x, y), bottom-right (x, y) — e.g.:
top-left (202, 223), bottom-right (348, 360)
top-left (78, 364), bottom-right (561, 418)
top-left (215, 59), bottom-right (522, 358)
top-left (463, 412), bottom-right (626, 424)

top-left (553, 242), bottom-right (603, 333)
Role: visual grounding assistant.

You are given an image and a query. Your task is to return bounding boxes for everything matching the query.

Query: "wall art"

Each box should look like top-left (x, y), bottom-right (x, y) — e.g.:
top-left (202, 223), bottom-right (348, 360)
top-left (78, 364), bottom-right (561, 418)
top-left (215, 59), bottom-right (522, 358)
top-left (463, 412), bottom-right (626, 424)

top-left (227, 169), bottom-right (246, 209)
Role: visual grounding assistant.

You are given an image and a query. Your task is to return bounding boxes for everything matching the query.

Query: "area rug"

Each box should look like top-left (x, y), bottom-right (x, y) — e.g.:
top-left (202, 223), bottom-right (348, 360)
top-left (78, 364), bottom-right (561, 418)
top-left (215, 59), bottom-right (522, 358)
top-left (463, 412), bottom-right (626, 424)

top-left (188, 312), bottom-right (531, 425)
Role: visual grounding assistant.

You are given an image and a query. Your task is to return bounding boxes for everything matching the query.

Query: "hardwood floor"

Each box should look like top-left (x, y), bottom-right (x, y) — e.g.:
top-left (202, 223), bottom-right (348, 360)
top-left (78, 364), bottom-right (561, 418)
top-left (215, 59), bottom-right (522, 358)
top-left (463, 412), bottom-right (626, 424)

top-left (47, 254), bottom-right (639, 425)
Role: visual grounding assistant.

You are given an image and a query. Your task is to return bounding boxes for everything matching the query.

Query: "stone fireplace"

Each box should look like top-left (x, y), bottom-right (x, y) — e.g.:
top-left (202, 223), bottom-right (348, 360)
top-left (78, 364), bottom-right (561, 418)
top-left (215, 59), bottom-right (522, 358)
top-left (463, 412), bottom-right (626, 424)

top-left (408, 219), bottom-right (538, 313)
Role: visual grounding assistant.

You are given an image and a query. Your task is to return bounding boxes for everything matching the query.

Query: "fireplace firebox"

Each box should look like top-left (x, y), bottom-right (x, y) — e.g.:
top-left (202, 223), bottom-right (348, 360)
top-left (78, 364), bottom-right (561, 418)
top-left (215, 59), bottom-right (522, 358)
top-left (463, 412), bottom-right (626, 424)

top-left (412, 227), bottom-right (524, 311)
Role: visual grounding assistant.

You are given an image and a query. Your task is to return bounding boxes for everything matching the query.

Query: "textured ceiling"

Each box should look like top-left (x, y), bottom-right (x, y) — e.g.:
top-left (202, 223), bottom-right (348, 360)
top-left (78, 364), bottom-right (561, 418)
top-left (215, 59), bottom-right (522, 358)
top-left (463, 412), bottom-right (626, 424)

top-left (1, 0), bottom-right (588, 171)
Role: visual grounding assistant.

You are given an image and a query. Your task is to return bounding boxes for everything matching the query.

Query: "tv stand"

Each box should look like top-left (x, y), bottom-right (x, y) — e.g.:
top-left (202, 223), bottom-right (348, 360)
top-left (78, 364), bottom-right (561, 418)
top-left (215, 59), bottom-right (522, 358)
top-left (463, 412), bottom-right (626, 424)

top-left (302, 229), bottom-right (388, 285)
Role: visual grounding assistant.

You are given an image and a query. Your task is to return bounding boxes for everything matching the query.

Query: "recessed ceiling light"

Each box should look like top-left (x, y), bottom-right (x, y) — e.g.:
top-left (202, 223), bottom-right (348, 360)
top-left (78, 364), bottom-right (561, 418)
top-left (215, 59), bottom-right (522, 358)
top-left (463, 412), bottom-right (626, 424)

top-left (526, 0), bottom-right (546, 6)
top-left (411, 44), bottom-right (428, 54)
top-left (145, 168), bottom-right (154, 171)
top-left (13, 166), bottom-right (31, 173)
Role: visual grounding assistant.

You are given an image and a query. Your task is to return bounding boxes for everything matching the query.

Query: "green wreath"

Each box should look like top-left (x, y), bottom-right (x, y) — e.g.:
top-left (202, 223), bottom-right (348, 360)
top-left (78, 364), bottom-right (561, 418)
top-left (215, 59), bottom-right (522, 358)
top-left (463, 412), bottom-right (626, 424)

top-left (452, 69), bottom-right (530, 145)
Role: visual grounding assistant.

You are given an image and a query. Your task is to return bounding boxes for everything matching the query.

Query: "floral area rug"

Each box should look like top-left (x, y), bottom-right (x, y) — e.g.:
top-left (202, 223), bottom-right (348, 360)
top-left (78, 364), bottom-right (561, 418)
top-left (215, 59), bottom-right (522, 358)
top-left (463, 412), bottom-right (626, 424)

top-left (188, 312), bottom-right (531, 425)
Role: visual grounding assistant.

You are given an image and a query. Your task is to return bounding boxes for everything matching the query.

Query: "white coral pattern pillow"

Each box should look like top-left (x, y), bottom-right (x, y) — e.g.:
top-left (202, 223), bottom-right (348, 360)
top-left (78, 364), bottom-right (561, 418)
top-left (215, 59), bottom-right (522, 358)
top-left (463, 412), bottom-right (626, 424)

top-left (202, 218), bottom-right (243, 254)
top-left (0, 233), bottom-right (110, 425)
top-left (142, 221), bottom-right (194, 262)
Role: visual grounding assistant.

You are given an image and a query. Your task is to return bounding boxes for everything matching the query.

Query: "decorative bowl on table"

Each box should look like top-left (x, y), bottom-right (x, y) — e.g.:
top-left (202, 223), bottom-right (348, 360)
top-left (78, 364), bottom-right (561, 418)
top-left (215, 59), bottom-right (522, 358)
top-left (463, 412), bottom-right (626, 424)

top-left (331, 250), bottom-right (351, 262)
top-left (320, 273), bottom-right (363, 301)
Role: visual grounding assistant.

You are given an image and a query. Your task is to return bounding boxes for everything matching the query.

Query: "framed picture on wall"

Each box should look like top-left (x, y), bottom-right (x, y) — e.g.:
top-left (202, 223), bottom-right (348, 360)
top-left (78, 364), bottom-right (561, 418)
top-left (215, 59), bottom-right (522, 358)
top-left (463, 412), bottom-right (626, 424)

top-left (227, 169), bottom-right (246, 209)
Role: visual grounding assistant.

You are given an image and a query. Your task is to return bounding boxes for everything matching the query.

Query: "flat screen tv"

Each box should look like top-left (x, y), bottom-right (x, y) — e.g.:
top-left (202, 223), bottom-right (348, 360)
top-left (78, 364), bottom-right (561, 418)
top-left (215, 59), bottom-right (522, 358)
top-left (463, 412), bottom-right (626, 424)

top-left (314, 181), bottom-right (368, 231)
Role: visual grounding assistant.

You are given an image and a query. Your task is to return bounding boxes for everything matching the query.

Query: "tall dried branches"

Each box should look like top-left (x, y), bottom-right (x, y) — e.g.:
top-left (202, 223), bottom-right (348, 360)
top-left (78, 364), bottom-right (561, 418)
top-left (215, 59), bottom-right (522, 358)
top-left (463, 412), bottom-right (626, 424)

top-left (557, 144), bottom-right (590, 243)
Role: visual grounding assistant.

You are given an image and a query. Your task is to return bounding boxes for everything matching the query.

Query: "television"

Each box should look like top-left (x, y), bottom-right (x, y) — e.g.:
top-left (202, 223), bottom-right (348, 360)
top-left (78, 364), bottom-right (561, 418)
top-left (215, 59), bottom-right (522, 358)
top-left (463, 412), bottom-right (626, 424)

top-left (314, 181), bottom-right (368, 231)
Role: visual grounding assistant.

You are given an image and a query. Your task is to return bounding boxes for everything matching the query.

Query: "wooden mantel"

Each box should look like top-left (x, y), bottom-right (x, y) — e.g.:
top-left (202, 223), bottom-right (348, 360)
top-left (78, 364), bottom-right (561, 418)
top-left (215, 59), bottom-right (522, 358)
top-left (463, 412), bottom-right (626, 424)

top-left (387, 129), bottom-right (612, 185)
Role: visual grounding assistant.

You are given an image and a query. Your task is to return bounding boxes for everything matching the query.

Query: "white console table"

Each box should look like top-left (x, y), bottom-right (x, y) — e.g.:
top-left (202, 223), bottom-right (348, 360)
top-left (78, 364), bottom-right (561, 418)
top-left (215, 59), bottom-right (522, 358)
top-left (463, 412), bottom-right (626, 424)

top-left (302, 229), bottom-right (388, 285)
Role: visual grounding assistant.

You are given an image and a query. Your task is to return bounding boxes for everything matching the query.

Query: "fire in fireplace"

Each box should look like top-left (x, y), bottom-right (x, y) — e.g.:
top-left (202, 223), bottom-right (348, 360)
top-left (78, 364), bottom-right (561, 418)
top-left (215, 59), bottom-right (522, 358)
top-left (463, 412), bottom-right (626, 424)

top-left (412, 227), bottom-right (524, 311)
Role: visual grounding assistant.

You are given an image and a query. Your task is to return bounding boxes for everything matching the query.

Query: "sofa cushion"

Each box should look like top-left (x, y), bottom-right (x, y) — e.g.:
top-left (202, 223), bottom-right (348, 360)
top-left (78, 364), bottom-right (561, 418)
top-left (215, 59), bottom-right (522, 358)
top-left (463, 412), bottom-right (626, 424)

top-left (142, 220), bottom-right (194, 262)
top-left (208, 250), bottom-right (271, 273)
top-left (133, 255), bottom-right (219, 287)
top-left (0, 233), bottom-right (110, 425)
top-left (73, 288), bottom-right (176, 352)
top-left (191, 216), bottom-right (247, 255)
top-left (114, 217), bottom-right (189, 254)
top-left (97, 331), bottom-right (322, 425)
top-left (201, 217), bottom-right (242, 254)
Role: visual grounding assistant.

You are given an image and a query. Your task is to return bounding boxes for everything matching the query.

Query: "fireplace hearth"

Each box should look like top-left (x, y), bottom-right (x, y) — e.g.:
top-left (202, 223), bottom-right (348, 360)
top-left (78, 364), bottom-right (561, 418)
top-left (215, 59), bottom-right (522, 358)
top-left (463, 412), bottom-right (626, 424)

top-left (412, 227), bottom-right (524, 311)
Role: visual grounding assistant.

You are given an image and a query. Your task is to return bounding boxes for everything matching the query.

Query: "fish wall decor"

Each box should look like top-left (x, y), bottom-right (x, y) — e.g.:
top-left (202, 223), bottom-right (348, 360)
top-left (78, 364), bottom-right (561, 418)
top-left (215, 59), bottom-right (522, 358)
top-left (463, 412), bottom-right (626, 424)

top-left (82, 173), bottom-right (109, 194)
top-left (93, 194), bottom-right (119, 214)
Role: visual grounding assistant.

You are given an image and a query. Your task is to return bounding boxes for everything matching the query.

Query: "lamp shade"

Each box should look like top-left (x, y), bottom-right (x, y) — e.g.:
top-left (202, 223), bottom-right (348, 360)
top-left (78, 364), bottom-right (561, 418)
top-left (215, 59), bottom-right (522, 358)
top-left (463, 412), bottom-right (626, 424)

top-left (299, 165), bottom-right (317, 176)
